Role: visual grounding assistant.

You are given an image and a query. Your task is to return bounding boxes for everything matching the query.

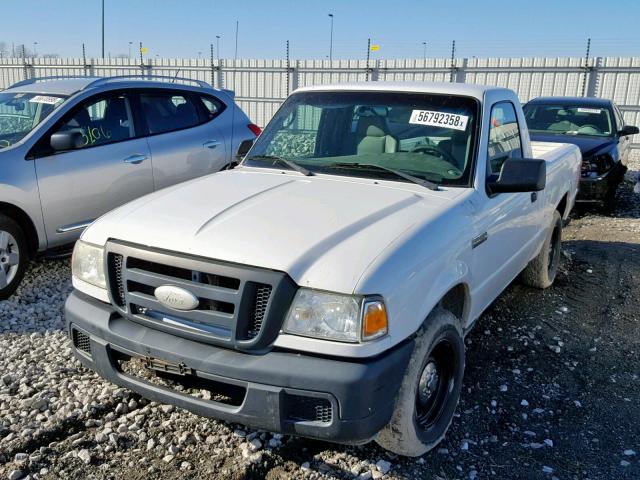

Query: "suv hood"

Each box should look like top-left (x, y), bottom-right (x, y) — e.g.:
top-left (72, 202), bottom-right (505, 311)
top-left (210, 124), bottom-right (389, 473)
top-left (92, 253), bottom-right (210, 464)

top-left (529, 132), bottom-right (615, 157)
top-left (83, 168), bottom-right (462, 293)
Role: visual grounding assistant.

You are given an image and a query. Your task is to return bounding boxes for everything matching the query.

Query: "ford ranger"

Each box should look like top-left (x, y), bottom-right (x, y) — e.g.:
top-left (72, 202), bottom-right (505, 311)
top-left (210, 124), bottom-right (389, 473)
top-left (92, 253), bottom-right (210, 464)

top-left (65, 82), bottom-right (581, 456)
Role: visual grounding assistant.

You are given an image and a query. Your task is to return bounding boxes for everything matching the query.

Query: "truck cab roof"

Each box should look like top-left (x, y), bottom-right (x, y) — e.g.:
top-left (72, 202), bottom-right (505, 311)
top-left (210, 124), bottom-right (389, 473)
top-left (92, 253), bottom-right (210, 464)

top-left (294, 81), bottom-right (512, 101)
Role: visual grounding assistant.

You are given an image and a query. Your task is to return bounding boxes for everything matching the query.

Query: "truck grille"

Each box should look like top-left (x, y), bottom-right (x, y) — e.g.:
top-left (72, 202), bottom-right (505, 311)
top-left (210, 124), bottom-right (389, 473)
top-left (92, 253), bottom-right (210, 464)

top-left (106, 241), bottom-right (296, 351)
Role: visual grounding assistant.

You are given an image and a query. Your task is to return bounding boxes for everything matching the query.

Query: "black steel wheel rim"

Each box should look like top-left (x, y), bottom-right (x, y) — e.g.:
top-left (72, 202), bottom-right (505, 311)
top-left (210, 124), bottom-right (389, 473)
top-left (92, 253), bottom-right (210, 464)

top-left (415, 340), bottom-right (456, 430)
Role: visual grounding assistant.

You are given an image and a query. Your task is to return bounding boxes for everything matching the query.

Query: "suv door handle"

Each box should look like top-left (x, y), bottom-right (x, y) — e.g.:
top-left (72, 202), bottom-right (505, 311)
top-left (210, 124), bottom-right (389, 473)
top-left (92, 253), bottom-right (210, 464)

top-left (203, 140), bottom-right (221, 149)
top-left (123, 154), bottom-right (148, 165)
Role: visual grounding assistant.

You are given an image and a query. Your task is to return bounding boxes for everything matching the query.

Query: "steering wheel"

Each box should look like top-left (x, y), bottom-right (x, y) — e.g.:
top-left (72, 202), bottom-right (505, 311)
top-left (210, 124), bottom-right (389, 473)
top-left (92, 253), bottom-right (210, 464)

top-left (410, 144), bottom-right (458, 165)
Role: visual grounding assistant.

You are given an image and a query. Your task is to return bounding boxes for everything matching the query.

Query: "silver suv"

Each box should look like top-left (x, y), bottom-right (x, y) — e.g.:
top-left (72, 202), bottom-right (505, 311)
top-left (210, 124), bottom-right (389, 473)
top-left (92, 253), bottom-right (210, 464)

top-left (0, 75), bottom-right (259, 298)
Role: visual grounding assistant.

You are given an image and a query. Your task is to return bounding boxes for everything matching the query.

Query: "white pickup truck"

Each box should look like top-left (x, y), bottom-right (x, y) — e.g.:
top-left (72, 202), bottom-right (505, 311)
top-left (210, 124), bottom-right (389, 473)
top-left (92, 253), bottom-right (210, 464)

top-left (66, 82), bottom-right (581, 456)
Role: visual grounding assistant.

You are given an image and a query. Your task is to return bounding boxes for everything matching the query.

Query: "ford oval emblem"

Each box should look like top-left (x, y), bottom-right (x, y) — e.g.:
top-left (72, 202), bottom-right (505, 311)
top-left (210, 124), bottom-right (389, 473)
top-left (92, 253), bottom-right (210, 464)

top-left (154, 285), bottom-right (199, 311)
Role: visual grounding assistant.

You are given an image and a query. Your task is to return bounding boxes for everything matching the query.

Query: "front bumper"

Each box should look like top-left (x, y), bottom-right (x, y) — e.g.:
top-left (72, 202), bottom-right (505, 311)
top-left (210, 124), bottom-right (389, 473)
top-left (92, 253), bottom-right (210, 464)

top-left (65, 290), bottom-right (414, 443)
top-left (578, 163), bottom-right (627, 201)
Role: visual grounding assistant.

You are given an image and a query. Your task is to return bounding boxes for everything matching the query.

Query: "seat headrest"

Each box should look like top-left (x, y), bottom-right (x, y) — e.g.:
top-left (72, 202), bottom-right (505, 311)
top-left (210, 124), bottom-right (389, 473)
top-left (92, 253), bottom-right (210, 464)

top-left (357, 116), bottom-right (388, 138)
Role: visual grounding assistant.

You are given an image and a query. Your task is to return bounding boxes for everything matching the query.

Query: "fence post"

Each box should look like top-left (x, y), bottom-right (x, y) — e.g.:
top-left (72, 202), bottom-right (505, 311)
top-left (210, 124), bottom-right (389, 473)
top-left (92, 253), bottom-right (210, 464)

top-left (218, 59), bottom-right (224, 89)
top-left (455, 58), bottom-right (467, 83)
top-left (210, 44), bottom-right (215, 86)
top-left (291, 60), bottom-right (299, 92)
top-left (586, 56), bottom-right (602, 98)
top-left (371, 59), bottom-right (380, 81)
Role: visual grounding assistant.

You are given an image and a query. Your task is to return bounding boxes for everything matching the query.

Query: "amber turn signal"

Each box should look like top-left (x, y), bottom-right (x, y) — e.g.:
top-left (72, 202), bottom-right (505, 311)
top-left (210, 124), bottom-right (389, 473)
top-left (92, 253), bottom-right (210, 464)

top-left (362, 300), bottom-right (388, 340)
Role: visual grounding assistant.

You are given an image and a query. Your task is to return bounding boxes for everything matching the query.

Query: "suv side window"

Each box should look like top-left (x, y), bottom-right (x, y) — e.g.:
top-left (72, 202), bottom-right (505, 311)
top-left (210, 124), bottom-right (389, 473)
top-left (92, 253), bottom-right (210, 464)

top-left (487, 101), bottom-right (522, 175)
top-left (139, 91), bottom-right (202, 135)
top-left (33, 92), bottom-right (134, 157)
top-left (614, 105), bottom-right (625, 131)
top-left (199, 95), bottom-right (226, 121)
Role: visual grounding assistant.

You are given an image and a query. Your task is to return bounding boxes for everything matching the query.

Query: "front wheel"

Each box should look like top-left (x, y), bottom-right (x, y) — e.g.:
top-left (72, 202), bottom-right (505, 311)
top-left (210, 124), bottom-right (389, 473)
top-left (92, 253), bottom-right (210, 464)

top-left (521, 210), bottom-right (562, 289)
top-left (376, 309), bottom-right (465, 457)
top-left (0, 215), bottom-right (28, 300)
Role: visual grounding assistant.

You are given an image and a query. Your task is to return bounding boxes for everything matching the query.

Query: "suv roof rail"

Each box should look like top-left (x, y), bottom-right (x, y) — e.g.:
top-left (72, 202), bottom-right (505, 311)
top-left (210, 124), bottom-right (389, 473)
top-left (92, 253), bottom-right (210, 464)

top-left (84, 75), bottom-right (213, 90)
top-left (9, 75), bottom-right (213, 91)
top-left (9, 75), bottom-right (100, 89)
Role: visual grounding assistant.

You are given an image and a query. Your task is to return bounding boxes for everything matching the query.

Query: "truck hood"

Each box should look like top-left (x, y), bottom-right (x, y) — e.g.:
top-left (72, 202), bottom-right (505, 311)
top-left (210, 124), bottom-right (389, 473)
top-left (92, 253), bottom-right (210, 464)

top-left (83, 168), bottom-right (464, 293)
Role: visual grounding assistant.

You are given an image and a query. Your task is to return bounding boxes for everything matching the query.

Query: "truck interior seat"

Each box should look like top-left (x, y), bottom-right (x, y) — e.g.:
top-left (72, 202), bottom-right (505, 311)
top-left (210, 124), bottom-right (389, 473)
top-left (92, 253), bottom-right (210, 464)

top-left (357, 116), bottom-right (398, 154)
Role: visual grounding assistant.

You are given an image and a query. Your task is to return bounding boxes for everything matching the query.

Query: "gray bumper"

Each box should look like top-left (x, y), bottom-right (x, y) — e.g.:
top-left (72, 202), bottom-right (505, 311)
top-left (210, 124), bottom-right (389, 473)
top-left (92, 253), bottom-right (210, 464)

top-left (65, 290), bottom-right (414, 443)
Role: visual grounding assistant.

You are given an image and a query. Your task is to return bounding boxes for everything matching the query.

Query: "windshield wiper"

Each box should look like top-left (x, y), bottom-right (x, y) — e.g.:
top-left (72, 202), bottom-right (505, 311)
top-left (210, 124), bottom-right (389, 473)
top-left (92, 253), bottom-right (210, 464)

top-left (328, 162), bottom-right (438, 191)
top-left (245, 154), bottom-right (312, 176)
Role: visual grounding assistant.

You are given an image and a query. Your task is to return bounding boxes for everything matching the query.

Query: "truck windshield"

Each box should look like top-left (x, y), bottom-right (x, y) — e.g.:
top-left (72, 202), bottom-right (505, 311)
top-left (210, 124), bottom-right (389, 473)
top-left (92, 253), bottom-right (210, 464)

top-left (245, 91), bottom-right (479, 186)
top-left (523, 103), bottom-right (613, 137)
top-left (0, 92), bottom-right (67, 150)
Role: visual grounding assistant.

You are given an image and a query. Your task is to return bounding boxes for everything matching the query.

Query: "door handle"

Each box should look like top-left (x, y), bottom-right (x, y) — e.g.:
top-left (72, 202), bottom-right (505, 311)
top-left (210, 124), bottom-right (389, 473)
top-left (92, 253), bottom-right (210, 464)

top-left (531, 192), bottom-right (538, 203)
top-left (203, 140), bottom-right (221, 149)
top-left (123, 154), bottom-right (148, 165)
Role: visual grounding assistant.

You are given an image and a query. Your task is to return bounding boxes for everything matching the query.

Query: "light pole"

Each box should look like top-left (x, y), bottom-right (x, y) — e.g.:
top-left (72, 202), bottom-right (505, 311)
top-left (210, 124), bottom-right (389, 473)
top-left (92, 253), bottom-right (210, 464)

top-left (422, 41), bottom-right (427, 61)
top-left (328, 13), bottom-right (334, 62)
top-left (234, 21), bottom-right (238, 60)
top-left (128, 41), bottom-right (132, 59)
top-left (101, 0), bottom-right (105, 58)
top-left (216, 35), bottom-right (221, 62)
top-left (33, 42), bottom-right (38, 57)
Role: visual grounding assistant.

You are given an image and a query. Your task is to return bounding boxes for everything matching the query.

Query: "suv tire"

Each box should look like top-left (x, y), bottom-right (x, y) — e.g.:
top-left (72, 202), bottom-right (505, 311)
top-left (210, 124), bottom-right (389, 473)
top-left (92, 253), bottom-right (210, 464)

top-left (376, 309), bottom-right (465, 457)
top-left (0, 215), bottom-right (28, 300)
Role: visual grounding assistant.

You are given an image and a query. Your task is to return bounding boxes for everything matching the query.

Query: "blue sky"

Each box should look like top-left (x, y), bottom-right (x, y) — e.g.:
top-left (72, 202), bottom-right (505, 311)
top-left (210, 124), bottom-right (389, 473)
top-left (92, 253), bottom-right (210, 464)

top-left (2, 0), bottom-right (640, 59)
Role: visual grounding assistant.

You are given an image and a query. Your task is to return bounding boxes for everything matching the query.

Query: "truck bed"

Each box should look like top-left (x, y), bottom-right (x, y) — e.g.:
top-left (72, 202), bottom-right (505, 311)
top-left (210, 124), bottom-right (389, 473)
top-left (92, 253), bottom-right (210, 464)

top-left (531, 141), bottom-right (581, 163)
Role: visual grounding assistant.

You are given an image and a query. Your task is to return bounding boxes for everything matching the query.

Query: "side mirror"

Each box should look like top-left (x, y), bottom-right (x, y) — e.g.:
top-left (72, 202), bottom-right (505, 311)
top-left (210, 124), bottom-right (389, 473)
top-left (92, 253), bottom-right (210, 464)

top-left (618, 125), bottom-right (639, 137)
top-left (236, 139), bottom-right (254, 158)
top-left (487, 159), bottom-right (546, 194)
top-left (50, 131), bottom-right (85, 152)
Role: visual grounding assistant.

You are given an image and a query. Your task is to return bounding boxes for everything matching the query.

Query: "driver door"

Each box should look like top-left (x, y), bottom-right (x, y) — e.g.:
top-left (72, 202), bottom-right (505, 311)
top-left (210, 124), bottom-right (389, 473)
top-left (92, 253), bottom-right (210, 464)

top-left (33, 91), bottom-right (154, 247)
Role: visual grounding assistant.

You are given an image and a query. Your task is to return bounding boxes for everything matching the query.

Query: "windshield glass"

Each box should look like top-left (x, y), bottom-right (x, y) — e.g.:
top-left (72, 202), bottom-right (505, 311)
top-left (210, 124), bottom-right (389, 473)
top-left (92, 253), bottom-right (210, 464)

top-left (244, 91), bottom-right (479, 186)
top-left (0, 92), bottom-right (67, 150)
top-left (523, 103), bottom-right (613, 137)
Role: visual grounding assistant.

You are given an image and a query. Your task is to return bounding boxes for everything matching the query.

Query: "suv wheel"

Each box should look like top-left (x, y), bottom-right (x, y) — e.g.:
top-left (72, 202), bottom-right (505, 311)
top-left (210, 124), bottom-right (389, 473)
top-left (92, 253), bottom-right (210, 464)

top-left (0, 215), bottom-right (28, 300)
top-left (376, 309), bottom-right (465, 457)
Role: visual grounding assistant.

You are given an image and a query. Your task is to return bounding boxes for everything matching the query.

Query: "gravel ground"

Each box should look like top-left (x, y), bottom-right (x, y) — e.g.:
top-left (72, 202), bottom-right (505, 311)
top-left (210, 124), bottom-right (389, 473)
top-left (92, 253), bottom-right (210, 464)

top-left (1, 156), bottom-right (639, 480)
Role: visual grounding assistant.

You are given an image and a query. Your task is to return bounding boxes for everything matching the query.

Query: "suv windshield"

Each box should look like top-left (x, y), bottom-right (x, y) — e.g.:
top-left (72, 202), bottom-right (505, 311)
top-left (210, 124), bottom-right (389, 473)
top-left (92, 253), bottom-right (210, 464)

top-left (524, 103), bottom-right (613, 137)
top-left (244, 91), bottom-right (479, 186)
top-left (0, 92), bottom-right (67, 149)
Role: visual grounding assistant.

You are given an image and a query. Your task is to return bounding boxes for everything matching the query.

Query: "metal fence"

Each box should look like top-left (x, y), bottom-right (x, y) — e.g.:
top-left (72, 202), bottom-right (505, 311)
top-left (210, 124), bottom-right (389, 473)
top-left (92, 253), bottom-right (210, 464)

top-left (2, 56), bottom-right (640, 146)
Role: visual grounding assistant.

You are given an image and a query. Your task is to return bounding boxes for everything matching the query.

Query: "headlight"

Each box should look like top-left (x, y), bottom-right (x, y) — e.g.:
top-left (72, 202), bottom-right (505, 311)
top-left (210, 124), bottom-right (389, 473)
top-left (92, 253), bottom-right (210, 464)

top-left (71, 240), bottom-right (106, 289)
top-left (283, 288), bottom-right (388, 343)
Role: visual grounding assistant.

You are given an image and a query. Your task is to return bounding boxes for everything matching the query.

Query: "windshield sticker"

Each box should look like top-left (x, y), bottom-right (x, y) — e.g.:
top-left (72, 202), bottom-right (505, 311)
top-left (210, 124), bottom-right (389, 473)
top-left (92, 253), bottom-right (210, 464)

top-left (29, 95), bottom-right (61, 105)
top-left (577, 107), bottom-right (602, 114)
top-left (409, 110), bottom-right (469, 131)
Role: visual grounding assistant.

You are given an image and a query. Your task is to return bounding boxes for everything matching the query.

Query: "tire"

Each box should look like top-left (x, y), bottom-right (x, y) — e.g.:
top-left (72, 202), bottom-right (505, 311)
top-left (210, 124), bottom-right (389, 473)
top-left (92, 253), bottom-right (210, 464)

top-left (521, 210), bottom-right (562, 289)
top-left (0, 214), bottom-right (28, 300)
top-left (376, 309), bottom-right (465, 457)
top-left (602, 183), bottom-right (618, 211)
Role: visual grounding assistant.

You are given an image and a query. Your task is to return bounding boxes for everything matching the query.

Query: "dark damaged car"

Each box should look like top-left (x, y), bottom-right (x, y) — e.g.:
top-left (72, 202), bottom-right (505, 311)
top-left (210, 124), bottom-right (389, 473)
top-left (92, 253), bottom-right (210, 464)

top-left (523, 97), bottom-right (639, 207)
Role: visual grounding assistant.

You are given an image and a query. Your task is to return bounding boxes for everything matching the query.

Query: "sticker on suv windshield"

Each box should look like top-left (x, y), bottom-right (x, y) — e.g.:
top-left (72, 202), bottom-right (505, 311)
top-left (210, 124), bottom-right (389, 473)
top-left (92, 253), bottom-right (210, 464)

top-left (29, 95), bottom-right (61, 105)
top-left (577, 107), bottom-right (602, 114)
top-left (409, 110), bottom-right (469, 131)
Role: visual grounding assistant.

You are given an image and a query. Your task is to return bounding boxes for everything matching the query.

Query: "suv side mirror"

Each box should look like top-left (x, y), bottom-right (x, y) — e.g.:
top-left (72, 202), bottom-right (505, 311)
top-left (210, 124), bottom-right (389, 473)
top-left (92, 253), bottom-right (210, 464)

top-left (618, 125), bottom-right (639, 137)
top-left (50, 131), bottom-right (85, 152)
top-left (487, 159), bottom-right (546, 194)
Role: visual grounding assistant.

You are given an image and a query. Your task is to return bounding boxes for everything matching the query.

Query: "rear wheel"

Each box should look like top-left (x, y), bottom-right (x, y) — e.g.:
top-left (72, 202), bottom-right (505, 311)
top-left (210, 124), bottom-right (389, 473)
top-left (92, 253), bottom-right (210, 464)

top-left (521, 210), bottom-right (562, 289)
top-left (376, 309), bottom-right (464, 457)
top-left (0, 215), bottom-right (28, 300)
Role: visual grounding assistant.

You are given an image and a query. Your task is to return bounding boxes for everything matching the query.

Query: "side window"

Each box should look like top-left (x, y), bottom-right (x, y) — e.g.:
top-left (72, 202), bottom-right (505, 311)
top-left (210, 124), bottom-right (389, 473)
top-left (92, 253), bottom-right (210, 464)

top-left (199, 95), bottom-right (226, 120)
top-left (55, 94), bottom-right (134, 148)
top-left (265, 104), bottom-right (321, 158)
top-left (487, 102), bottom-right (522, 175)
top-left (139, 92), bottom-right (201, 135)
